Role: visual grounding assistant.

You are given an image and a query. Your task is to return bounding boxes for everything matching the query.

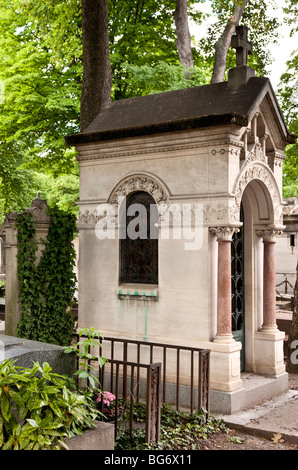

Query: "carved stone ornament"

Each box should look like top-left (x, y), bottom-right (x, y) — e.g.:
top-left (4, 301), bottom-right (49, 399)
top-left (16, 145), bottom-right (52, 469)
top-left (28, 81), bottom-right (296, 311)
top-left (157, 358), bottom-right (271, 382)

top-left (231, 163), bottom-right (283, 226)
top-left (1, 194), bottom-right (51, 231)
top-left (244, 141), bottom-right (267, 164)
top-left (203, 202), bottom-right (229, 223)
top-left (256, 229), bottom-right (283, 243)
top-left (78, 175), bottom-right (169, 227)
top-left (209, 226), bottom-right (240, 241)
top-left (78, 207), bottom-right (116, 226)
top-left (27, 193), bottom-right (52, 224)
top-left (109, 175), bottom-right (168, 206)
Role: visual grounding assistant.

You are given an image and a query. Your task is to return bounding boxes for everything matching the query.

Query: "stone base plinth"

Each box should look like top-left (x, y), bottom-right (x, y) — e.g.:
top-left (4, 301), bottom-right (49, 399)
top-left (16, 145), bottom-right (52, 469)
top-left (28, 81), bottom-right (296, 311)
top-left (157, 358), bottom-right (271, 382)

top-left (254, 329), bottom-right (286, 375)
top-left (210, 372), bottom-right (288, 415)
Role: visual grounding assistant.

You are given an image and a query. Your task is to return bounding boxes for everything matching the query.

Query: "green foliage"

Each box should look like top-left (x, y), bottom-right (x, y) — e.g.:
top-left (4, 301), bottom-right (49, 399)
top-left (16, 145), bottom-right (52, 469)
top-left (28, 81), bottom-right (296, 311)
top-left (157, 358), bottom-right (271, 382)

top-left (37, 173), bottom-right (79, 218)
top-left (108, 0), bottom-right (208, 100)
top-left (0, 0), bottom-right (81, 222)
top-left (0, 280), bottom-right (5, 297)
top-left (277, 53), bottom-right (298, 198)
top-left (123, 61), bottom-right (211, 98)
top-left (201, 0), bottom-right (281, 79)
top-left (16, 206), bottom-right (77, 346)
top-left (0, 360), bottom-right (101, 450)
top-left (115, 401), bottom-right (227, 450)
top-left (0, 0), bottom-right (295, 215)
top-left (64, 327), bottom-right (106, 389)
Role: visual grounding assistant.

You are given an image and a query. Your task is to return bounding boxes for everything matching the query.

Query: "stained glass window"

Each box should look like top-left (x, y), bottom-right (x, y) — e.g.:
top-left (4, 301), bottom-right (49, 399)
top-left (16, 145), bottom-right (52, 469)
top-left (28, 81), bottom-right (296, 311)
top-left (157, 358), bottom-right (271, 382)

top-left (120, 191), bottom-right (158, 284)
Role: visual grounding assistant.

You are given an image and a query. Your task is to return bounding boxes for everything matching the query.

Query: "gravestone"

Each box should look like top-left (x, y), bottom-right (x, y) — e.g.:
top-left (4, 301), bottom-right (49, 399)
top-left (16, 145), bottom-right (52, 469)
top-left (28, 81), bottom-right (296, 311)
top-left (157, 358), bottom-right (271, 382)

top-left (66, 27), bottom-right (296, 413)
top-left (0, 334), bottom-right (76, 377)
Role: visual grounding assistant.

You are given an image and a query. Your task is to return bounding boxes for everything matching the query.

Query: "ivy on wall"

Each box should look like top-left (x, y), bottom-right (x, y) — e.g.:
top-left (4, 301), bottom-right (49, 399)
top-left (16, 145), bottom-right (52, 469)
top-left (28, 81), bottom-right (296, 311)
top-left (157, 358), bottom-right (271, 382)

top-left (16, 207), bottom-right (77, 346)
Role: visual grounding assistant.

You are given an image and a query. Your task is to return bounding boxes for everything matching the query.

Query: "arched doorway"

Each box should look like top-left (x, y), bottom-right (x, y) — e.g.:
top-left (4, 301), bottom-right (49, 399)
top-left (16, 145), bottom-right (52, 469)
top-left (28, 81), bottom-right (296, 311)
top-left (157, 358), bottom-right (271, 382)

top-left (238, 174), bottom-right (278, 373)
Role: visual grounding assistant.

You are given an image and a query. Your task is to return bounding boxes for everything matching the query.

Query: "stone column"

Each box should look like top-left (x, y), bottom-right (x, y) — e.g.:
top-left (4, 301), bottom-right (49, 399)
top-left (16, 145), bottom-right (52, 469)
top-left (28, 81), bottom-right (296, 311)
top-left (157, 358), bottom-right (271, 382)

top-left (255, 228), bottom-right (286, 376)
top-left (210, 226), bottom-right (239, 343)
top-left (256, 229), bottom-right (282, 332)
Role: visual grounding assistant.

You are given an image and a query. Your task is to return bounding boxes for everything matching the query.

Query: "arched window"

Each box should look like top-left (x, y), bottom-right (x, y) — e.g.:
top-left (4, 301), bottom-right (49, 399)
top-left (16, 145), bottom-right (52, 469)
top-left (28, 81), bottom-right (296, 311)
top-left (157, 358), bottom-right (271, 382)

top-left (120, 191), bottom-right (158, 284)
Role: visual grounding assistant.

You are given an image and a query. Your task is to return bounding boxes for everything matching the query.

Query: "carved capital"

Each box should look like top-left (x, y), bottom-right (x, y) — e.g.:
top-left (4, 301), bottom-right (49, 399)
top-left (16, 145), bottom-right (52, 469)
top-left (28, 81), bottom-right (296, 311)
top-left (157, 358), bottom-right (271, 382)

top-left (209, 226), bottom-right (240, 241)
top-left (256, 229), bottom-right (283, 243)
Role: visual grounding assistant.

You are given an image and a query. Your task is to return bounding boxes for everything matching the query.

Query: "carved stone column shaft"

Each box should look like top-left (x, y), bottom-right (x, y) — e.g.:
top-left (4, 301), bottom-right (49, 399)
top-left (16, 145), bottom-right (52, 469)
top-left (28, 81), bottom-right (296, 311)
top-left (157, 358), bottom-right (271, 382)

top-left (210, 226), bottom-right (240, 343)
top-left (256, 229), bottom-right (282, 331)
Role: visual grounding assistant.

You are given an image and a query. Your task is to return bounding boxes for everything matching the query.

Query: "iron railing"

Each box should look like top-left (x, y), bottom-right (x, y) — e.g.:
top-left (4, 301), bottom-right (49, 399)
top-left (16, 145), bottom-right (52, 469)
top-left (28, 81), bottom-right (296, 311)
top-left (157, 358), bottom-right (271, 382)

top-left (73, 334), bottom-right (210, 444)
top-left (99, 359), bottom-right (161, 444)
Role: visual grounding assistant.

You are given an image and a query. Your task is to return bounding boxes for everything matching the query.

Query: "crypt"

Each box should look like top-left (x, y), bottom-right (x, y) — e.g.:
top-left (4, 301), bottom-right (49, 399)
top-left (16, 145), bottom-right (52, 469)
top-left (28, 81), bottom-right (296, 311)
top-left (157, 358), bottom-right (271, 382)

top-left (66, 26), bottom-right (296, 413)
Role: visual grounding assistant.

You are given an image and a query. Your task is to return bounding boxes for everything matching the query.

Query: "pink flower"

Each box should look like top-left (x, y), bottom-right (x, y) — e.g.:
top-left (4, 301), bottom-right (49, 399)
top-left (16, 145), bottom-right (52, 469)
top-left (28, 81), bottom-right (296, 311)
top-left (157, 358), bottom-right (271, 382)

top-left (96, 391), bottom-right (116, 407)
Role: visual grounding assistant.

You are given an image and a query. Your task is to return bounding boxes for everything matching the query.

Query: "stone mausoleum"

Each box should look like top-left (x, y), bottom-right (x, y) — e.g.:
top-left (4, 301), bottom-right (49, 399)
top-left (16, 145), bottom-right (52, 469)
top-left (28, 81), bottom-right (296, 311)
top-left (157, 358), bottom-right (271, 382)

top-left (66, 27), bottom-right (296, 413)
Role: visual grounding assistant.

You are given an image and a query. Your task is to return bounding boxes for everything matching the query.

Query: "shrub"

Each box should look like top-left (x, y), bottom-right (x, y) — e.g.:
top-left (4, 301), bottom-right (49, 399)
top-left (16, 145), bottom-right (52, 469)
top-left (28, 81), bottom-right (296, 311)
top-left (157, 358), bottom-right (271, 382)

top-left (0, 360), bottom-right (101, 450)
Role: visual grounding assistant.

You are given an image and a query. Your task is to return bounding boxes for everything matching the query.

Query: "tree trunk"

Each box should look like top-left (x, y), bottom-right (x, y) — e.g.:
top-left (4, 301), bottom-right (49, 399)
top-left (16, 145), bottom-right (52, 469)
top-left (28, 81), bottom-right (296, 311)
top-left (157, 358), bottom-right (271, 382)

top-left (80, 0), bottom-right (112, 132)
top-left (210, 0), bottom-right (250, 84)
top-left (174, 0), bottom-right (194, 73)
top-left (287, 263), bottom-right (298, 373)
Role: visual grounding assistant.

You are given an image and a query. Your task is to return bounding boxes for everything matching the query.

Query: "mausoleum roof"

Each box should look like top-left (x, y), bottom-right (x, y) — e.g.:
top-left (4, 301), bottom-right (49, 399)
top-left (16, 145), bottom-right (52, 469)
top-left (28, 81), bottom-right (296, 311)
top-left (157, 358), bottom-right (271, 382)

top-left (65, 76), bottom-right (295, 146)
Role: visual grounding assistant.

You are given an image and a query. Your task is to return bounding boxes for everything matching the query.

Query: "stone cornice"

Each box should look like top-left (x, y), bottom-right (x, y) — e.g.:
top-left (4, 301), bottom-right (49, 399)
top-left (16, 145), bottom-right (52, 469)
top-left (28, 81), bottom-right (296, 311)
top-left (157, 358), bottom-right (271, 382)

top-left (75, 133), bottom-right (244, 163)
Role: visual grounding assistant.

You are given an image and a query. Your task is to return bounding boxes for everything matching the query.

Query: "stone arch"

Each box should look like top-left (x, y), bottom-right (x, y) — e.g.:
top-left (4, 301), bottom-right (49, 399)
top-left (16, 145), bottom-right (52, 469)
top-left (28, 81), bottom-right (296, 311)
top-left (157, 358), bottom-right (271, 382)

top-left (108, 173), bottom-right (170, 211)
top-left (231, 162), bottom-right (283, 227)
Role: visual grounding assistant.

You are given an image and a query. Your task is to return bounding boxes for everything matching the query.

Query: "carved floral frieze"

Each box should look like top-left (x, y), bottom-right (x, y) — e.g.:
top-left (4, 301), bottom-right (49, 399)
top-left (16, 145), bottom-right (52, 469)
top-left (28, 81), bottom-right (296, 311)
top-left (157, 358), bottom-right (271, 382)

top-left (78, 164), bottom-right (283, 229)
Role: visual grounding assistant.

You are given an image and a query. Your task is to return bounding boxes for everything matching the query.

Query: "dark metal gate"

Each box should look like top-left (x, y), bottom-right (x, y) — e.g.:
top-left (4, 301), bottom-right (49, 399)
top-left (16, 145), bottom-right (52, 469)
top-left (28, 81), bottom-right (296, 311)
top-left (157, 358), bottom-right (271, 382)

top-left (231, 205), bottom-right (245, 371)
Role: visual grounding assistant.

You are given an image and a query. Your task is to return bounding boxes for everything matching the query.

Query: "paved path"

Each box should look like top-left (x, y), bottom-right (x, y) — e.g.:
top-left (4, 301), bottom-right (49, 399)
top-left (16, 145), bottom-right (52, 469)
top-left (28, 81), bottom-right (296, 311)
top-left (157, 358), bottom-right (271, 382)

top-left (216, 389), bottom-right (298, 444)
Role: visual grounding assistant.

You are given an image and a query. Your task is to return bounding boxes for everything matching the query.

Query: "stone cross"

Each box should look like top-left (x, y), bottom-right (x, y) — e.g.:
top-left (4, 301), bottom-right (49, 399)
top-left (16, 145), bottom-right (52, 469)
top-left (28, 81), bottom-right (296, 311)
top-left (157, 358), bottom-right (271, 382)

top-left (231, 25), bottom-right (252, 67)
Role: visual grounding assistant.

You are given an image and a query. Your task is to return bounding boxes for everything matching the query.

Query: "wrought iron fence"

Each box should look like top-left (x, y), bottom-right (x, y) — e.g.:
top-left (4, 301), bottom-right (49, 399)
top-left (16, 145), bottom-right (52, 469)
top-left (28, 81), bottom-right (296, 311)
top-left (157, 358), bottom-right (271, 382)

top-left (98, 336), bottom-right (210, 416)
top-left (73, 333), bottom-right (210, 444)
top-left (99, 359), bottom-right (161, 444)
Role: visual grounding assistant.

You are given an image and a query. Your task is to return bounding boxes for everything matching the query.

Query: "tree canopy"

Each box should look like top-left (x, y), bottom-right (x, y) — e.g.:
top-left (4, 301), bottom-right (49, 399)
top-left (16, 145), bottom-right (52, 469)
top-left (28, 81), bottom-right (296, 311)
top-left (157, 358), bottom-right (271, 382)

top-left (0, 0), bottom-right (296, 224)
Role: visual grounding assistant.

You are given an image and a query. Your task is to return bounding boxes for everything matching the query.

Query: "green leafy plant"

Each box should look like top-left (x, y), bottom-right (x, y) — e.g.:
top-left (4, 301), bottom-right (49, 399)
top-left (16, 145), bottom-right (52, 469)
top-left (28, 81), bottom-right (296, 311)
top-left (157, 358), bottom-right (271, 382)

top-left (0, 359), bottom-right (101, 450)
top-left (16, 206), bottom-right (77, 346)
top-left (115, 401), bottom-right (227, 451)
top-left (64, 327), bottom-right (106, 389)
top-left (0, 280), bottom-right (5, 297)
top-left (228, 435), bottom-right (245, 444)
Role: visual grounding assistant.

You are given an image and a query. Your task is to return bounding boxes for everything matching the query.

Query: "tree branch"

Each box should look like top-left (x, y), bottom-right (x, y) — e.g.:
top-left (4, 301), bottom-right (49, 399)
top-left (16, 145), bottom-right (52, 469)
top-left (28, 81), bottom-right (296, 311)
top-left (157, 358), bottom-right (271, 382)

top-left (174, 0), bottom-right (194, 73)
top-left (210, 0), bottom-right (250, 84)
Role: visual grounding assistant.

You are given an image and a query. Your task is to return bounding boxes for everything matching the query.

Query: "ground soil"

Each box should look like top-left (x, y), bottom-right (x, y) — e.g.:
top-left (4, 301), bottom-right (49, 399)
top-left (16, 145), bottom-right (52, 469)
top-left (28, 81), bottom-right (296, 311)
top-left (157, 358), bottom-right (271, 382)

top-left (195, 427), bottom-right (298, 451)
top-left (195, 373), bottom-right (298, 451)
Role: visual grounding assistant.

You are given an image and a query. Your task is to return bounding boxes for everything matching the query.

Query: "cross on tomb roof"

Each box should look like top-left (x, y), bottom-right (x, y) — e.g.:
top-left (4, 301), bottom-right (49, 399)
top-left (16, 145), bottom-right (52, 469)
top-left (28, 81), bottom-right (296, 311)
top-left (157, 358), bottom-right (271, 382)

top-left (231, 25), bottom-right (252, 67)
